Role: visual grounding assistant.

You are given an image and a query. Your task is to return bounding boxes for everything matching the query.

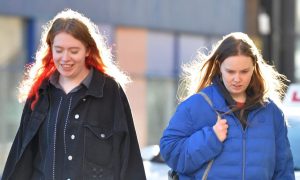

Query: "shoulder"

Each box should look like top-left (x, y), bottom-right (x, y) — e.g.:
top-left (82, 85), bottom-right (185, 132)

top-left (180, 93), bottom-right (206, 110)
top-left (105, 75), bottom-right (125, 96)
top-left (179, 85), bottom-right (219, 112)
top-left (264, 99), bottom-right (284, 117)
top-left (264, 99), bottom-right (287, 130)
top-left (101, 72), bottom-right (120, 89)
top-left (95, 70), bottom-right (121, 92)
top-left (172, 86), bottom-right (221, 127)
top-left (101, 72), bottom-right (129, 102)
top-left (182, 85), bottom-right (224, 107)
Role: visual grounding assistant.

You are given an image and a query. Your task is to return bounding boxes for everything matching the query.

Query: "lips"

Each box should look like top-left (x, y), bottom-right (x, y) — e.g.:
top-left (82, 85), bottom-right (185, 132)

top-left (232, 84), bottom-right (242, 90)
top-left (60, 64), bottom-right (73, 70)
top-left (233, 84), bottom-right (241, 87)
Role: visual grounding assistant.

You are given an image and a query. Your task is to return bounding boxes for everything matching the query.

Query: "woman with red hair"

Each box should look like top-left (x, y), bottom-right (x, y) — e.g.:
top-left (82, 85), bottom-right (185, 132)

top-left (2, 9), bottom-right (146, 180)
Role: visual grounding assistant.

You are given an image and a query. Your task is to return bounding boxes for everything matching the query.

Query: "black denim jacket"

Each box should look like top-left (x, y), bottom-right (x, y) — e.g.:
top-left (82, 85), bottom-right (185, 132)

top-left (2, 70), bottom-right (146, 180)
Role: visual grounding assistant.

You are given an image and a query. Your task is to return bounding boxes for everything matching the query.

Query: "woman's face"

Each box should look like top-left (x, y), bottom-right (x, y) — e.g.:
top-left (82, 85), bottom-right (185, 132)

top-left (220, 55), bottom-right (254, 102)
top-left (52, 32), bottom-right (90, 82)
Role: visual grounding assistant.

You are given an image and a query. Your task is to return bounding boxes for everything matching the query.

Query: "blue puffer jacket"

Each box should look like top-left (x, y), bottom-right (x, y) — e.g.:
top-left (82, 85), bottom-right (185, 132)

top-left (160, 85), bottom-right (295, 180)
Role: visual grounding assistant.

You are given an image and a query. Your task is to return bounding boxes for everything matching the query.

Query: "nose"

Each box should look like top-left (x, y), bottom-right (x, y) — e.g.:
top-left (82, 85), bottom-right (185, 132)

top-left (62, 51), bottom-right (70, 61)
top-left (233, 73), bottom-right (241, 82)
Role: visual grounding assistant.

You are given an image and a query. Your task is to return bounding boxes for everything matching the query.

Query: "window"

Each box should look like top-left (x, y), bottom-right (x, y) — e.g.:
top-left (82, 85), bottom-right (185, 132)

top-left (0, 16), bottom-right (26, 174)
top-left (295, 0), bottom-right (300, 82)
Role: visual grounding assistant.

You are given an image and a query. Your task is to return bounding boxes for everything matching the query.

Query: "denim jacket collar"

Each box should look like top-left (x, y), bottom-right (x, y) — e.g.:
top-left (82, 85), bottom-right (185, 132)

top-left (38, 68), bottom-right (106, 98)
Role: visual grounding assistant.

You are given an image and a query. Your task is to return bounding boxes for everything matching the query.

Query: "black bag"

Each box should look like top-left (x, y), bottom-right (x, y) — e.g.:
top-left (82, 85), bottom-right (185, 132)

top-left (168, 169), bottom-right (179, 180)
top-left (167, 160), bottom-right (213, 180)
top-left (167, 92), bottom-right (220, 180)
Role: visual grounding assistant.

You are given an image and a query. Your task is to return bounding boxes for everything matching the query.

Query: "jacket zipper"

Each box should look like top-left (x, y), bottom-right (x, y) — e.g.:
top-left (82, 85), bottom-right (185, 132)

top-left (240, 109), bottom-right (262, 180)
top-left (242, 131), bottom-right (246, 180)
top-left (229, 109), bottom-right (250, 180)
top-left (234, 113), bottom-right (247, 180)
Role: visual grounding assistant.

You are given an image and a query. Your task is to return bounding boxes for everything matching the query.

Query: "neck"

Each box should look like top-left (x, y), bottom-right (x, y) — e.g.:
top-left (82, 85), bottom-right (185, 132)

top-left (232, 94), bottom-right (246, 103)
top-left (59, 69), bottom-right (90, 93)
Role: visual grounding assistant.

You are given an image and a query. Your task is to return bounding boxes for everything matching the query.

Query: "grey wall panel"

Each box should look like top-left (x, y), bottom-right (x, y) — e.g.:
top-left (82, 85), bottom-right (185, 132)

top-left (0, 0), bottom-right (245, 35)
top-left (147, 31), bottom-right (174, 77)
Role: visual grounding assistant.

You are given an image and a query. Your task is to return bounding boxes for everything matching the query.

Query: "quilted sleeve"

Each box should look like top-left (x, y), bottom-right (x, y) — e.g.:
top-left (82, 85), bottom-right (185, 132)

top-left (160, 98), bottom-right (223, 174)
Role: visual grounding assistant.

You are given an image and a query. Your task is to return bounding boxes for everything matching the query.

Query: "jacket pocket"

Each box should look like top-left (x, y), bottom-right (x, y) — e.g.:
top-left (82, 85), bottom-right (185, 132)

top-left (84, 160), bottom-right (113, 180)
top-left (84, 124), bottom-right (113, 165)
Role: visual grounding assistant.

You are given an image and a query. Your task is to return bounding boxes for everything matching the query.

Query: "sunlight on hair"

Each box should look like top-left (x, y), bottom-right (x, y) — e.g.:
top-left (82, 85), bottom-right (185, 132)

top-left (177, 32), bottom-right (289, 105)
top-left (18, 9), bottom-right (130, 103)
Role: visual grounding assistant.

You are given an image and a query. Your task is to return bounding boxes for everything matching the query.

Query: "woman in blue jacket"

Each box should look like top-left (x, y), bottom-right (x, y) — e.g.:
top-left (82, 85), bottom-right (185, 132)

top-left (160, 32), bottom-right (295, 180)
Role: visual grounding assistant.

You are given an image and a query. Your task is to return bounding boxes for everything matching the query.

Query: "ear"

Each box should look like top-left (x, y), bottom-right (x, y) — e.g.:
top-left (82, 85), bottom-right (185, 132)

top-left (85, 48), bottom-right (91, 57)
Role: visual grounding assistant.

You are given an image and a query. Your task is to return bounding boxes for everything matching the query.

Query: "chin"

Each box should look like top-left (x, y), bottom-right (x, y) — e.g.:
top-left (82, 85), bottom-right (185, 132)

top-left (230, 89), bottom-right (243, 95)
top-left (60, 72), bottom-right (73, 78)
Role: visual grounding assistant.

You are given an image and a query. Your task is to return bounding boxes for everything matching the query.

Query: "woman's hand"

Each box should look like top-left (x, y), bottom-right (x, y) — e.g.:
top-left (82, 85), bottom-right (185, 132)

top-left (213, 117), bottom-right (228, 142)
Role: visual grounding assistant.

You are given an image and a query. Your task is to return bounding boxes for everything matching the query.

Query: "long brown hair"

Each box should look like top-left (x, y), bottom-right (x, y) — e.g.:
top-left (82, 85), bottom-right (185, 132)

top-left (178, 32), bottom-right (288, 107)
top-left (18, 9), bottom-right (130, 109)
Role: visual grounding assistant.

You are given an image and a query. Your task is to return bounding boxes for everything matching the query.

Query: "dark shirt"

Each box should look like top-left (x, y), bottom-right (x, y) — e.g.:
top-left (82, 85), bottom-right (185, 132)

top-left (213, 76), bottom-right (248, 129)
top-left (32, 69), bottom-right (93, 180)
top-left (213, 76), bottom-right (261, 129)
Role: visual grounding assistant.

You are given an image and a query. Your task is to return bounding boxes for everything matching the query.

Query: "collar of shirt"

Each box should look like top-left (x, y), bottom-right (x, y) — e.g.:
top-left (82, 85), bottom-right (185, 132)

top-left (49, 68), bottom-right (94, 92)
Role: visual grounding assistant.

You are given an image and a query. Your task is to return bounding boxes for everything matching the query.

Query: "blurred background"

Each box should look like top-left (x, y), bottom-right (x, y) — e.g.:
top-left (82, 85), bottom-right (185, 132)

top-left (0, 0), bottom-right (299, 175)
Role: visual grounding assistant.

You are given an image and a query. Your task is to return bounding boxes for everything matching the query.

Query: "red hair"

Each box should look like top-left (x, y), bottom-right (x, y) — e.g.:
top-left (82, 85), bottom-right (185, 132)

top-left (29, 52), bottom-right (106, 110)
top-left (27, 52), bottom-right (55, 109)
top-left (19, 9), bottom-right (130, 110)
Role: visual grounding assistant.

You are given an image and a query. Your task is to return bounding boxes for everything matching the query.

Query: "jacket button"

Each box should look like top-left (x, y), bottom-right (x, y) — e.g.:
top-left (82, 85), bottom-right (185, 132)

top-left (74, 114), bottom-right (79, 119)
top-left (82, 98), bottom-right (86, 102)
top-left (71, 135), bottom-right (75, 140)
top-left (100, 133), bottom-right (106, 138)
top-left (68, 155), bottom-right (73, 160)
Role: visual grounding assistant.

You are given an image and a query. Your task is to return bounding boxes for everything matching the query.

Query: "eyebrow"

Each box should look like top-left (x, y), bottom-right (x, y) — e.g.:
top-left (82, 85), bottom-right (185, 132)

top-left (224, 67), bottom-right (253, 71)
top-left (53, 46), bottom-right (80, 49)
